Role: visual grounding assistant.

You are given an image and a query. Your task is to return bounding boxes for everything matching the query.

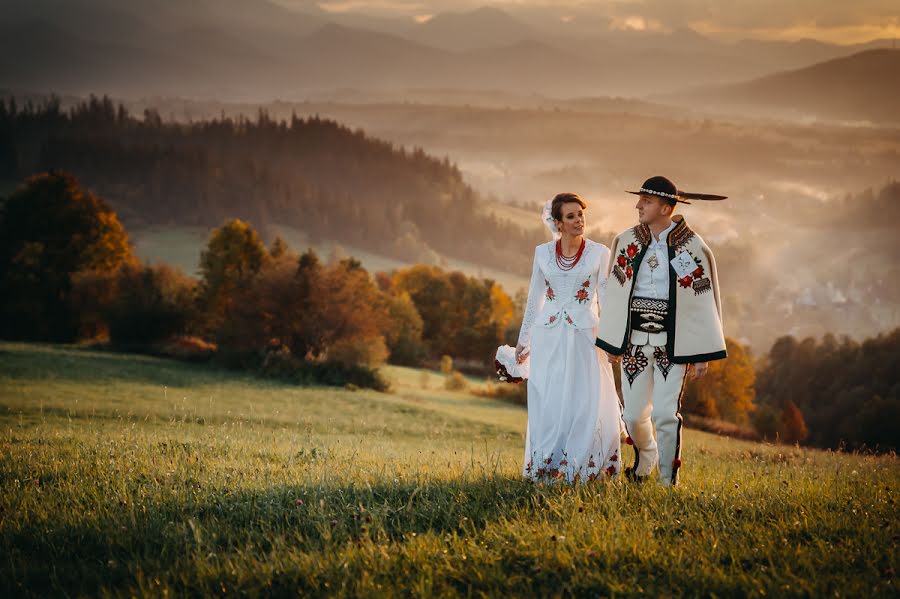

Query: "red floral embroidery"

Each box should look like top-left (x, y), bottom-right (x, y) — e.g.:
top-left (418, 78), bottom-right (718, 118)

top-left (565, 313), bottom-right (574, 325)
top-left (588, 459), bottom-right (596, 468)
top-left (546, 287), bottom-right (555, 301)
top-left (559, 459), bottom-right (568, 466)
top-left (544, 456), bottom-right (552, 465)
top-left (536, 468), bottom-right (547, 477)
top-left (582, 280), bottom-right (590, 287)
top-left (610, 453), bottom-right (618, 462)
top-left (605, 466), bottom-right (616, 477)
top-left (575, 288), bottom-right (589, 303)
top-left (678, 252), bottom-right (711, 296)
top-left (613, 241), bottom-right (643, 285)
top-left (548, 315), bottom-right (557, 324)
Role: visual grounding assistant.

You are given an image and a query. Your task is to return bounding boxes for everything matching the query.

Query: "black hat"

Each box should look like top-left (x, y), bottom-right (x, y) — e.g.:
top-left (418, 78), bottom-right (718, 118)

top-left (626, 176), bottom-right (727, 205)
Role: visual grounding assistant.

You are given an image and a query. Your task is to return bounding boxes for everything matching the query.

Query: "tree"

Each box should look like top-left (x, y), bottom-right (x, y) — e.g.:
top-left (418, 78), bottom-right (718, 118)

top-left (781, 400), bottom-right (809, 444)
top-left (198, 219), bottom-right (267, 335)
top-left (220, 249), bottom-right (391, 367)
top-left (0, 171), bottom-right (134, 340)
top-left (682, 337), bottom-right (756, 424)
top-left (268, 236), bottom-right (292, 259)
top-left (382, 291), bottom-right (427, 366)
top-left (392, 265), bottom-right (508, 362)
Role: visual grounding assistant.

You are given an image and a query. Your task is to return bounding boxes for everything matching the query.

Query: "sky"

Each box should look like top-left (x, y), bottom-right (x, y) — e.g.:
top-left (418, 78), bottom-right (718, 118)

top-left (277, 0), bottom-right (900, 44)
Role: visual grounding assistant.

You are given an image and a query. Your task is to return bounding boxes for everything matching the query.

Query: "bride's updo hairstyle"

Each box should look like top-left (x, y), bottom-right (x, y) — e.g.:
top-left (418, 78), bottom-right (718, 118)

top-left (551, 193), bottom-right (587, 222)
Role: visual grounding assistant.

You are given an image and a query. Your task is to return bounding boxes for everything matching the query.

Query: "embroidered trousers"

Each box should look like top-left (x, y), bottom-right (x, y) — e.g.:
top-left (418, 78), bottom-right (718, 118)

top-left (620, 343), bottom-right (688, 486)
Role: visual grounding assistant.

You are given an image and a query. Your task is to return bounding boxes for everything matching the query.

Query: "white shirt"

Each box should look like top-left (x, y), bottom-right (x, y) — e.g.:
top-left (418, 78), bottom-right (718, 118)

top-left (630, 219), bottom-right (676, 347)
top-left (632, 220), bottom-right (675, 300)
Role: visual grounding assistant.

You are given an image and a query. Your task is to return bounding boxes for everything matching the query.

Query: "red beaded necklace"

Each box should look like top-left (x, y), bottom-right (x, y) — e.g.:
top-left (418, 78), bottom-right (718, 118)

top-left (555, 238), bottom-right (586, 271)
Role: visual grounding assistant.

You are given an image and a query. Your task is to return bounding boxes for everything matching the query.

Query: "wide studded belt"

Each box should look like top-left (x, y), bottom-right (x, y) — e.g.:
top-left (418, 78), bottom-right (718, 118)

top-left (629, 297), bottom-right (670, 334)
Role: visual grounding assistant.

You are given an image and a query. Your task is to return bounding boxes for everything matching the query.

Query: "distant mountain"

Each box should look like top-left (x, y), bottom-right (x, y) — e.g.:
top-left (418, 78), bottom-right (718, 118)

top-left (0, 20), bottom-right (282, 99)
top-left (281, 24), bottom-right (454, 92)
top-left (403, 7), bottom-right (535, 52)
top-left (2, 0), bottom-right (897, 103)
top-left (458, 40), bottom-right (599, 91)
top-left (0, 20), bottom-right (185, 96)
top-left (661, 49), bottom-right (900, 123)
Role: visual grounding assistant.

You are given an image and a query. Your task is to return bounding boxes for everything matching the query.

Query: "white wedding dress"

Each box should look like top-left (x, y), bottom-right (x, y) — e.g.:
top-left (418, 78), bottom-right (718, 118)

top-left (518, 239), bottom-right (623, 483)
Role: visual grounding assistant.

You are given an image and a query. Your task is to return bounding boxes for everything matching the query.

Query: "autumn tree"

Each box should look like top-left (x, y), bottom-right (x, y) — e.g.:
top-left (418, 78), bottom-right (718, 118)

top-left (392, 265), bottom-right (512, 362)
top-left (0, 171), bottom-right (133, 340)
top-left (221, 248), bottom-right (392, 366)
top-left (381, 291), bottom-right (427, 366)
top-left (198, 219), bottom-right (267, 335)
top-left (682, 337), bottom-right (756, 424)
top-left (781, 400), bottom-right (809, 444)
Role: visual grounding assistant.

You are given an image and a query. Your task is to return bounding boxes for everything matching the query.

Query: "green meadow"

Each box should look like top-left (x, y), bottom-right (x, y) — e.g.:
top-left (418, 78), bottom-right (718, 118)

top-left (1, 343), bottom-right (897, 597)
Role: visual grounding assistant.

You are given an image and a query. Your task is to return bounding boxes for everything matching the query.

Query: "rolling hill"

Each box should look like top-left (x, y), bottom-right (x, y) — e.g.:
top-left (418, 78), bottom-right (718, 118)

top-left (662, 49), bottom-right (900, 123)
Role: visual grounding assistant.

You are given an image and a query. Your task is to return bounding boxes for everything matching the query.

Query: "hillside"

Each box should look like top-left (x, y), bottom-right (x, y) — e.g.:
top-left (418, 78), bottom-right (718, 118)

top-left (663, 49), bottom-right (900, 123)
top-left (1, 342), bottom-right (897, 596)
top-left (0, 97), bottom-right (543, 275)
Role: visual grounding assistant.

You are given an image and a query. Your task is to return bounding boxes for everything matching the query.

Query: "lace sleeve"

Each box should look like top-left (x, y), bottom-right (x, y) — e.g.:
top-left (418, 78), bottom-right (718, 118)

top-left (517, 246), bottom-right (546, 349)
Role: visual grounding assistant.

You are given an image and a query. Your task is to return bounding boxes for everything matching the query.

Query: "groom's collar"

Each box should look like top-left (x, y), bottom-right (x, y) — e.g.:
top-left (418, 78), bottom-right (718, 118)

top-left (631, 215), bottom-right (694, 249)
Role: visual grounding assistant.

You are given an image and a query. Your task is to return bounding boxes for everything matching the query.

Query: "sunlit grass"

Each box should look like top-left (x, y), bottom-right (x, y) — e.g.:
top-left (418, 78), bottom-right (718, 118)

top-left (1, 343), bottom-right (897, 597)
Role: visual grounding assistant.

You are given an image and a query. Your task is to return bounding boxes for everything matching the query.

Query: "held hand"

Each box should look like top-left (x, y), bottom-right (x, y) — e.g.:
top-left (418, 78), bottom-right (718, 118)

top-left (689, 362), bottom-right (709, 380)
top-left (605, 351), bottom-right (621, 365)
top-left (515, 344), bottom-right (530, 364)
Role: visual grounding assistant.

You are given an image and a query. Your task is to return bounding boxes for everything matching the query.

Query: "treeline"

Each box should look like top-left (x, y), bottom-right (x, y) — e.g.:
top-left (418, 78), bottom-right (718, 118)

top-left (754, 332), bottom-right (900, 452)
top-left (831, 180), bottom-right (900, 229)
top-left (0, 171), bottom-right (517, 389)
top-left (2, 171), bottom-right (896, 450)
top-left (677, 328), bottom-right (899, 452)
top-left (0, 95), bottom-right (543, 273)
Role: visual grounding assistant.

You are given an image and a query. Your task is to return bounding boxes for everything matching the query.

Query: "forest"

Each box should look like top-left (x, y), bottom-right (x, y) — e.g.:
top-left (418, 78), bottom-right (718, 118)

top-left (0, 96), bottom-right (544, 274)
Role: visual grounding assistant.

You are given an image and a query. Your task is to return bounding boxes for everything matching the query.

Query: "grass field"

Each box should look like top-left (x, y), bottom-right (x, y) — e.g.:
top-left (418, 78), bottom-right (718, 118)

top-left (1, 343), bottom-right (897, 597)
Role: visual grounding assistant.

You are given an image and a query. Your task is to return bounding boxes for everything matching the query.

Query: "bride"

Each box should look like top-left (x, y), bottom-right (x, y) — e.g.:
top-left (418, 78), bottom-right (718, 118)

top-left (516, 193), bottom-right (622, 482)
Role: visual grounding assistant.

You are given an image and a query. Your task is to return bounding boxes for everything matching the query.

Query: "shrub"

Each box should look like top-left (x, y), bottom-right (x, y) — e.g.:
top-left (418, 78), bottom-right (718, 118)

top-left (440, 355), bottom-right (453, 374)
top-left (327, 336), bottom-right (389, 368)
top-left (156, 336), bottom-right (217, 362)
top-left (444, 371), bottom-right (468, 392)
top-left (472, 381), bottom-right (527, 406)
top-left (106, 263), bottom-right (197, 348)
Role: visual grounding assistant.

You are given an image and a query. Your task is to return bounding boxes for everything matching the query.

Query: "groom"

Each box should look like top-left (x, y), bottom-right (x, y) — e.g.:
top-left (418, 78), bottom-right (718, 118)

top-left (596, 176), bottom-right (728, 486)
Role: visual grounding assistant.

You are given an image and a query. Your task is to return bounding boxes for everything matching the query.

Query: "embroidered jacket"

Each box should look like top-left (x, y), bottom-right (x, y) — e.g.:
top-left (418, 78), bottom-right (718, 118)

top-left (517, 239), bottom-right (609, 350)
top-left (595, 215), bottom-right (727, 363)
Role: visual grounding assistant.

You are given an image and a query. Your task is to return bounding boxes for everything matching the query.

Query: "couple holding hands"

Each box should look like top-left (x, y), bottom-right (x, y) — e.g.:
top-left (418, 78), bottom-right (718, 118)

top-left (498, 176), bottom-right (727, 488)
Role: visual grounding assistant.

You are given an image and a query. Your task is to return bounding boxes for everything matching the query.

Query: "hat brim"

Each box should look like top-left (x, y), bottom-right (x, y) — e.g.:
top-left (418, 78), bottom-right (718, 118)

top-left (626, 190), bottom-right (691, 204)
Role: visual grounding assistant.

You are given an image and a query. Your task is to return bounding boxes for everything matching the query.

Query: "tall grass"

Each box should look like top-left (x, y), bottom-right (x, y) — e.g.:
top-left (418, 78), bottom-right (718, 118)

top-left (1, 343), bottom-right (897, 597)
